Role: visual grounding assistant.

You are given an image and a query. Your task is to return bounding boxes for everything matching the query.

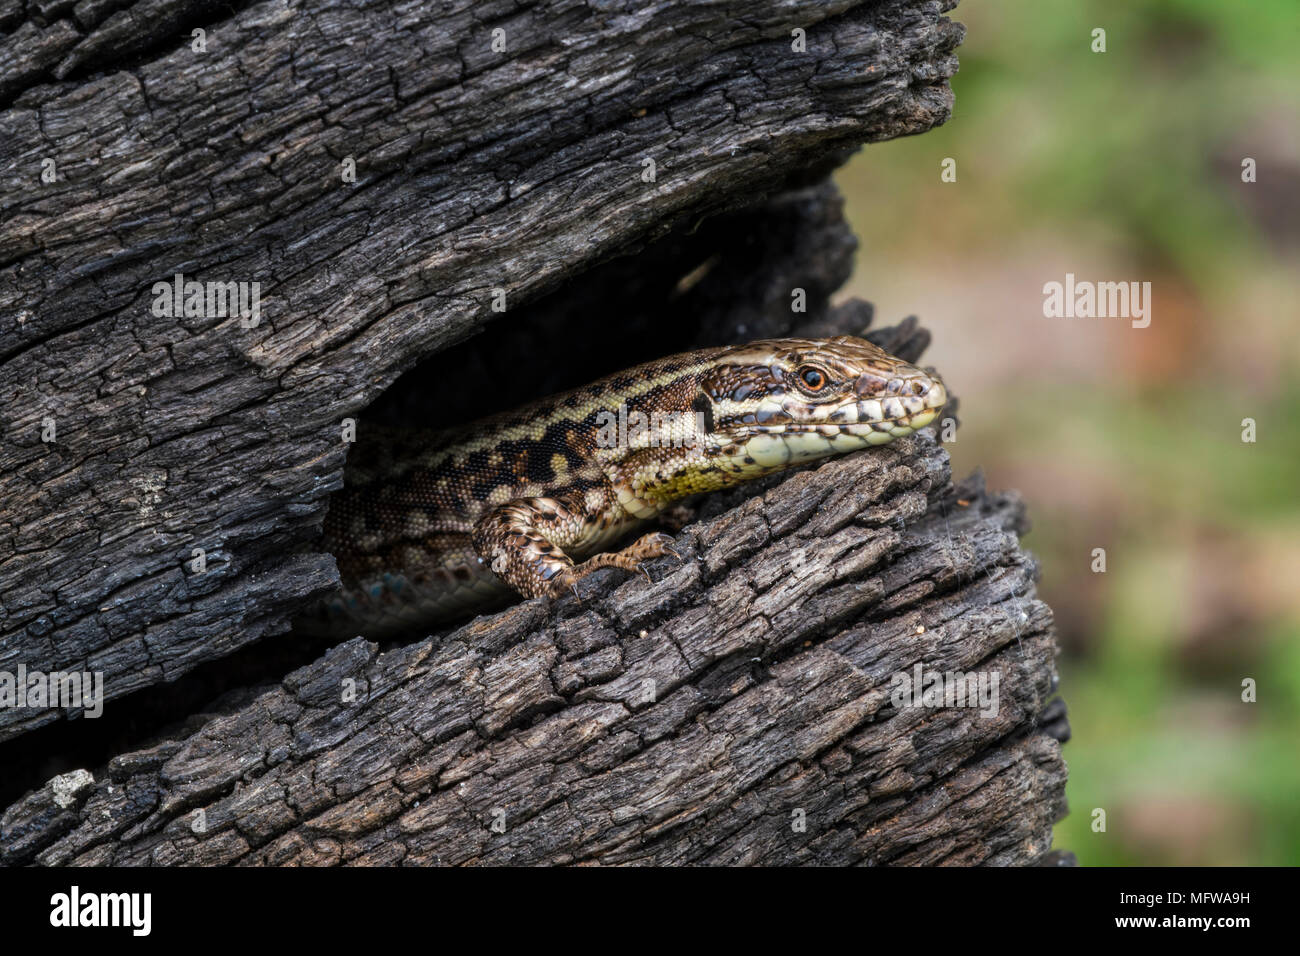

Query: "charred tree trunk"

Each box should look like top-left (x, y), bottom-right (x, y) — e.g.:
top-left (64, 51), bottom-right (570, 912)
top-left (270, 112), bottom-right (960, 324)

top-left (0, 0), bottom-right (1071, 865)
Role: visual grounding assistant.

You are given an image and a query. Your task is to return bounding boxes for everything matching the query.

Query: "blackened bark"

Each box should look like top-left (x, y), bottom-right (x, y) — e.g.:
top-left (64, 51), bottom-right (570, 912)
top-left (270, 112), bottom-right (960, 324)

top-left (0, 0), bottom-right (963, 742)
top-left (0, 0), bottom-right (1072, 867)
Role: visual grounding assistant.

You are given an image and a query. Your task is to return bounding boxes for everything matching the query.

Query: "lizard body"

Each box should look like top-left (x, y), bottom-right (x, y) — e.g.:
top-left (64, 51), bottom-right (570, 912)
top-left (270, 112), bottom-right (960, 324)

top-left (303, 336), bottom-right (946, 638)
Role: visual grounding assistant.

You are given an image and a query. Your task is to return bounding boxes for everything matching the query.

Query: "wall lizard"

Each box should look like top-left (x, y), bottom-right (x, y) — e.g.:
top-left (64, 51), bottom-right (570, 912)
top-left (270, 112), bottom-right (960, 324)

top-left (302, 336), bottom-right (947, 638)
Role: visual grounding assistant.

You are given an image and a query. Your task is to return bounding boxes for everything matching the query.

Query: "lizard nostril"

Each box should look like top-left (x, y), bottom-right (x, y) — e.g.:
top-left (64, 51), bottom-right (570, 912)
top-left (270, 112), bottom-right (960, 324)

top-left (911, 381), bottom-right (929, 397)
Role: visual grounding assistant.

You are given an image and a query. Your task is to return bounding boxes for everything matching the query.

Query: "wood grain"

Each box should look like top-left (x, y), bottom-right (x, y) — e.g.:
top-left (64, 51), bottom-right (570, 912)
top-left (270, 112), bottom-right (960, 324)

top-left (0, 0), bottom-right (963, 741)
top-left (0, 0), bottom-right (1072, 867)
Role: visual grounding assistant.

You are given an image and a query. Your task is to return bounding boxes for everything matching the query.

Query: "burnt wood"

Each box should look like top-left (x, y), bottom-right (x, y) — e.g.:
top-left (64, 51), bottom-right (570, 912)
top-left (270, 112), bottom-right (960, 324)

top-left (0, 0), bottom-right (1072, 866)
top-left (0, 0), bottom-right (964, 742)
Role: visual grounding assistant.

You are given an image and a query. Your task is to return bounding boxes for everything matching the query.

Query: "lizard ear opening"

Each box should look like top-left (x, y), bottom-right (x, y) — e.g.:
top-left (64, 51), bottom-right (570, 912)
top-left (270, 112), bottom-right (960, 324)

top-left (692, 390), bottom-right (716, 434)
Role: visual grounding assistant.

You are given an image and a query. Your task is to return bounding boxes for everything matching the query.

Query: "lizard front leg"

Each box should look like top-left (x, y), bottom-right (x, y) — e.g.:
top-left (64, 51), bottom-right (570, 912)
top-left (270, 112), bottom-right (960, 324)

top-left (470, 495), bottom-right (676, 600)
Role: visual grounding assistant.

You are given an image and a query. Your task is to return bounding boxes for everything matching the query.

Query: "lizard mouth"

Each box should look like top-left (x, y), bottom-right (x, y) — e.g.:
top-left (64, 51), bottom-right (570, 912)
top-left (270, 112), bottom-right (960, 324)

top-left (721, 383), bottom-right (946, 468)
top-left (746, 409), bottom-right (939, 441)
top-left (737, 380), bottom-right (947, 439)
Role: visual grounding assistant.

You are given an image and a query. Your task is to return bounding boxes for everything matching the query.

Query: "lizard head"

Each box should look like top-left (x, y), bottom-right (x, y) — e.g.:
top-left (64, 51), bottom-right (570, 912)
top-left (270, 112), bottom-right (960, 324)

top-left (696, 335), bottom-right (947, 470)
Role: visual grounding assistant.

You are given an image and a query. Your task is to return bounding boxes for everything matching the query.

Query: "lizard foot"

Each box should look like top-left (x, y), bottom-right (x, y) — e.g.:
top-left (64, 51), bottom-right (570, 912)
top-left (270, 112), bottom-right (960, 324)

top-left (548, 532), bottom-right (680, 598)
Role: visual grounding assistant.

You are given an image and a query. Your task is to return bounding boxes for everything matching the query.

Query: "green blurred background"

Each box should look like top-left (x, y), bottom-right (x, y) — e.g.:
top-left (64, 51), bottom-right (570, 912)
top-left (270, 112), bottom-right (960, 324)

top-left (835, 0), bottom-right (1300, 865)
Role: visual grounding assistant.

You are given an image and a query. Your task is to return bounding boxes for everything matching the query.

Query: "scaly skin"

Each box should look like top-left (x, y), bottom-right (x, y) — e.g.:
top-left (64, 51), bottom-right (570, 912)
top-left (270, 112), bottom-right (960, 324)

top-left (303, 336), bottom-right (947, 638)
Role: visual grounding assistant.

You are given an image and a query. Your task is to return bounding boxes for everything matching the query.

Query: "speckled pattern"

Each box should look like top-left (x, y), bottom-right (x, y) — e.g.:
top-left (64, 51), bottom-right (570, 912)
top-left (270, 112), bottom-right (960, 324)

top-left (304, 336), bottom-right (946, 638)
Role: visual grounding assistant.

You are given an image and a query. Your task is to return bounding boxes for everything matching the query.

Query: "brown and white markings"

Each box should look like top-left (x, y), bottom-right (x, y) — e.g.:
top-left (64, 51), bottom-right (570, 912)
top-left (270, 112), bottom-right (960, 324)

top-left (302, 336), bottom-right (947, 638)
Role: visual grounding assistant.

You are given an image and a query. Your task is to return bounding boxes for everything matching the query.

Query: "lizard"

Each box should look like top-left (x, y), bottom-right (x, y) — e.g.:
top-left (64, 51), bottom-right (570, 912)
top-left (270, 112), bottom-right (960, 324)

top-left (300, 335), bottom-right (947, 639)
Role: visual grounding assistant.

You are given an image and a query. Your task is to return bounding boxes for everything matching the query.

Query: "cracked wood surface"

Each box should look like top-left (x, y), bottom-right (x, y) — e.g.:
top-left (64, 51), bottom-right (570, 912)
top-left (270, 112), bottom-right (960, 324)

top-left (0, 0), bottom-right (1072, 868)
top-left (0, 0), bottom-right (964, 743)
top-left (2, 435), bottom-right (1068, 866)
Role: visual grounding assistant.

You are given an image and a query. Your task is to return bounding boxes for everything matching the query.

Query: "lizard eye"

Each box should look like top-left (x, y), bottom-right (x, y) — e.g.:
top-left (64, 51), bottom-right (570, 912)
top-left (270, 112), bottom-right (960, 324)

top-left (797, 365), bottom-right (827, 392)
